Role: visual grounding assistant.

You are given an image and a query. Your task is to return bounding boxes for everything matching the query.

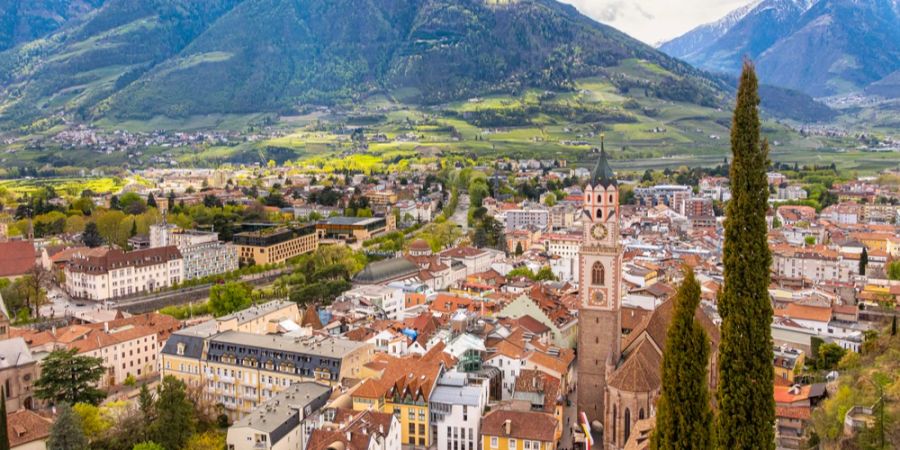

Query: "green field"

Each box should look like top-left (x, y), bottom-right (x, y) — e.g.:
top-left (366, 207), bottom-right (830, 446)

top-left (3, 68), bottom-right (897, 175)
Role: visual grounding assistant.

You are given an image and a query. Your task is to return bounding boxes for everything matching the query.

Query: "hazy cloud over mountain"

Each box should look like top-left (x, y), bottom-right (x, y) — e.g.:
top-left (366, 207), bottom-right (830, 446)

top-left (560, 0), bottom-right (750, 44)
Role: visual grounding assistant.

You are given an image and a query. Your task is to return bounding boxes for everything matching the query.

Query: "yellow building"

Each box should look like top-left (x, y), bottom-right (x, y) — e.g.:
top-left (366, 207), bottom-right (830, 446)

top-left (773, 346), bottom-right (805, 384)
top-left (161, 301), bottom-right (372, 420)
top-left (233, 225), bottom-right (317, 266)
top-left (350, 348), bottom-right (454, 447)
top-left (480, 410), bottom-right (558, 450)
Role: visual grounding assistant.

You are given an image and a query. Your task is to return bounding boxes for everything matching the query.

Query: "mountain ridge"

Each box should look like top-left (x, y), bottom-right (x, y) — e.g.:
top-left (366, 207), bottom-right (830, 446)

top-left (0, 0), bottom-right (725, 128)
top-left (660, 0), bottom-right (900, 98)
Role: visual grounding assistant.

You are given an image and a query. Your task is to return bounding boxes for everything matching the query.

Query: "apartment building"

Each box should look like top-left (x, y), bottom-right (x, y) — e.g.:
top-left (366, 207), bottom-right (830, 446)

top-left (505, 208), bottom-right (550, 232)
top-left (634, 185), bottom-right (692, 207)
top-left (480, 410), bottom-right (558, 450)
top-left (430, 372), bottom-right (490, 450)
top-left (162, 308), bottom-right (372, 420)
top-left (226, 382), bottom-right (332, 450)
top-left (150, 224), bottom-right (238, 280)
top-left (316, 216), bottom-right (396, 243)
top-left (13, 313), bottom-right (180, 387)
top-left (233, 225), bottom-right (317, 266)
top-left (339, 285), bottom-right (405, 321)
top-left (64, 247), bottom-right (183, 300)
top-left (772, 245), bottom-right (854, 283)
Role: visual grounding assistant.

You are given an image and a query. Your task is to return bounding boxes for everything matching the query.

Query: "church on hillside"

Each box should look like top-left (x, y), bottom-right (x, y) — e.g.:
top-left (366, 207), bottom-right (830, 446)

top-left (576, 140), bottom-right (721, 449)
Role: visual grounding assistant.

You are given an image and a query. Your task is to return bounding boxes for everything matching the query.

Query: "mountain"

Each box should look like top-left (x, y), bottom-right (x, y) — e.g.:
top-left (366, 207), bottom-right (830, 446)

top-left (0, 0), bottom-right (724, 128)
top-left (660, 0), bottom-right (900, 98)
top-left (0, 0), bottom-right (105, 51)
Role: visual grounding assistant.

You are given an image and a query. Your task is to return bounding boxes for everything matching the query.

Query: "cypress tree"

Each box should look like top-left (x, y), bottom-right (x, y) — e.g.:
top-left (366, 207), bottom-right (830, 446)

top-left (0, 388), bottom-right (9, 450)
top-left (716, 60), bottom-right (775, 449)
top-left (859, 247), bottom-right (868, 276)
top-left (653, 268), bottom-right (712, 450)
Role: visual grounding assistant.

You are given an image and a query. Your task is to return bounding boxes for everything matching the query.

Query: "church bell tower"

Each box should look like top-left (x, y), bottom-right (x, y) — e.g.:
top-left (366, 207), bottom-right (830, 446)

top-left (577, 136), bottom-right (623, 428)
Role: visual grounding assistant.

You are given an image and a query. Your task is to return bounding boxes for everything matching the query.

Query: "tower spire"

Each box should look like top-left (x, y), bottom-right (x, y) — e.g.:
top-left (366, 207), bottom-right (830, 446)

top-left (590, 134), bottom-right (617, 187)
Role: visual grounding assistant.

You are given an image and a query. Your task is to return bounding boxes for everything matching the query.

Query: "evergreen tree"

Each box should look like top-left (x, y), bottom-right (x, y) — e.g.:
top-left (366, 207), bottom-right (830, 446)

top-left (130, 219), bottom-right (138, 238)
top-left (48, 403), bottom-right (88, 450)
top-left (859, 247), bottom-right (868, 276)
top-left (151, 376), bottom-right (195, 450)
top-left (653, 268), bottom-right (712, 450)
top-left (147, 193), bottom-right (158, 209)
top-left (0, 388), bottom-right (9, 450)
top-left (167, 191), bottom-right (176, 212)
top-left (82, 222), bottom-right (104, 248)
top-left (515, 242), bottom-right (523, 256)
top-left (138, 384), bottom-right (156, 432)
top-left (109, 195), bottom-right (121, 211)
top-left (716, 60), bottom-right (775, 449)
top-left (891, 315), bottom-right (897, 337)
top-left (34, 349), bottom-right (106, 405)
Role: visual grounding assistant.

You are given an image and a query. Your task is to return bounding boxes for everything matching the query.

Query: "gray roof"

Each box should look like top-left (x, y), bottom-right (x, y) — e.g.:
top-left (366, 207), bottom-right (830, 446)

top-left (322, 216), bottom-right (383, 226)
top-left (160, 333), bottom-right (206, 359)
top-left (232, 382), bottom-right (332, 445)
top-left (352, 258), bottom-right (419, 284)
top-left (0, 337), bottom-right (35, 369)
top-left (211, 331), bottom-right (366, 359)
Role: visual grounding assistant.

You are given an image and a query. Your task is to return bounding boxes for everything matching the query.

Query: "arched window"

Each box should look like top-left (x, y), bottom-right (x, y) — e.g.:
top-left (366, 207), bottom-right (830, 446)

top-left (596, 209), bottom-right (603, 220)
top-left (624, 409), bottom-right (632, 444)
top-left (609, 193), bottom-right (614, 203)
top-left (592, 262), bottom-right (605, 285)
top-left (639, 408), bottom-right (645, 420)
top-left (612, 405), bottom-right (617, 442)
top-left (597, 194), bottom-right (602, 203)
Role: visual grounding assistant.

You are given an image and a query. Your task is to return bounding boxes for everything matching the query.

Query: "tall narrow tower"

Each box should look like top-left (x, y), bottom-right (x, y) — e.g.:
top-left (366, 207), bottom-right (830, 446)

top-left (577, 137), bottom-right (623, 426)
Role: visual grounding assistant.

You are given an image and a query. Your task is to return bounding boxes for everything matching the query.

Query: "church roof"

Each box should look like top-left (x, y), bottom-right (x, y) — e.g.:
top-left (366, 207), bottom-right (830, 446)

top-left (590, 138), bottom-right (617, 188)
top-left (607, 338), bottom-right (661, 392)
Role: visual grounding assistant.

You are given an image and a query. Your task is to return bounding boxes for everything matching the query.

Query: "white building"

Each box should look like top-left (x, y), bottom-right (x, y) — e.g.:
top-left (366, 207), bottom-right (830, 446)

top-left (505, 208), bottom-right (550, 232)
top-left (150, 224), bottom-right (238, 280)
top-left (340, 285), bottom-right (405, 321)
top-left (429, 372), bottom-right (490, 450)
top-left (65, 247), bottom-right (183, 300)
top-left (772, 247), bottom-right (854, 283)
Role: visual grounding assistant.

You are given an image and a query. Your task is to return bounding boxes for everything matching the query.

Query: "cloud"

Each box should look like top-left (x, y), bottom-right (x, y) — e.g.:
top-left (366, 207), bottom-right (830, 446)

top-left (559, 0), bottom-right (751, 44)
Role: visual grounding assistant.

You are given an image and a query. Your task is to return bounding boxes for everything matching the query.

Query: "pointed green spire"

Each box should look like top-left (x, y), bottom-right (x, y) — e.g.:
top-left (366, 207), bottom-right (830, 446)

top-left (590, 134), bottom-right (617, 187)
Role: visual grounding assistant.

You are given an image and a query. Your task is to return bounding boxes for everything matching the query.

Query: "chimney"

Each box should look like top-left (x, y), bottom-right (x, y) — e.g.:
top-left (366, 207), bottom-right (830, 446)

top-left (104, 322), bottom-right (109, 333)
top-left (346, 431), bottom-right (352, 441)
top-left (504, 419), bottom-right (511, 436)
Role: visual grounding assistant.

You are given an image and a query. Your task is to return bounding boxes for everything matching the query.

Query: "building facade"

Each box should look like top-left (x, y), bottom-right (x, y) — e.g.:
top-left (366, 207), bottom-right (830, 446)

top-left (233, 225), bottom-right (317, 266)
top-left (64, 247), bottom-right (183, 300)
top-left (150, 224), bottom-right (238, 280)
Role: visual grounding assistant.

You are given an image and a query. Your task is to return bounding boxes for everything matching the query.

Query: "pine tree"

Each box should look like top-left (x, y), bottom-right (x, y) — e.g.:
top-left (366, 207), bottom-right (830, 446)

top-left (130, 219), bottom-right (138, 238)
top-left (82, 222), bottom-right (104, 248)
top-left (716, 60), bottom-right (775, 449)
top-left (147, 193), bottom-right (158, 209)
top-left (167, 191), bottom-right (176, 212)
top-left (48, 403), bottom-right (88, 450)
top-left (151, 377), bottom-right (195, 450)
top-left (653, 268), bottom-right (712, 450)
top-left (859, 247), bottom-right (868, 276)
top-left (34, 349), bottom-right (106, 405)
top-left (0, 388), bottom-right (9, 450)
top-left (515, 242), bottom-right (523, 256)
top-left (109, 195), bottom-right (120, 211)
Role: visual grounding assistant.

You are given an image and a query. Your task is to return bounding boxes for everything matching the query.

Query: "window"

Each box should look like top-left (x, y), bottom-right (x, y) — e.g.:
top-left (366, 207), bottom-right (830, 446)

top-left (592, 262), bottom-right (605, 285)
top-left (491, 437), bottom-right (498, 449)
top-left (624, 408), bottom-right (632, 444)
top-left (509, 439), bottom-right (517, 450)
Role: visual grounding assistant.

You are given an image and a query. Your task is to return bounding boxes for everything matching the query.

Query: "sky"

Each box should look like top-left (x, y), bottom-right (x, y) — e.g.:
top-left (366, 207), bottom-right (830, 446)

top-left (559, 0), bottom-right (751, 45)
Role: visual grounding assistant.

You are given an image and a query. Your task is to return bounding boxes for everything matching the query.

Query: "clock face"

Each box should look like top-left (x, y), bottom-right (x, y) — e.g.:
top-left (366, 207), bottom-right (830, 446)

top-left (591, 223), bottom-right (608, 240)
top-left (590, 289), bottom-right (607, 307)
